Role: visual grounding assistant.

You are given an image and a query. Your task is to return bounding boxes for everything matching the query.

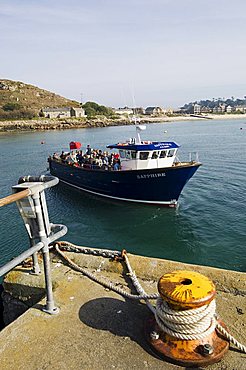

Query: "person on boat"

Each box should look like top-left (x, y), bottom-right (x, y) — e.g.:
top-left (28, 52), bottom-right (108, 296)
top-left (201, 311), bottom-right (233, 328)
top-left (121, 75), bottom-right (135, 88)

top-left (53, 152), bottom-right (60, 160)
top-left (113, 159), bottom-right (121, 171)
top-left (70, 151), bottom-right (77, 162)
top-left (60, 151), bottom-right (66, 162)
top-left (77, 151), bottom-right (84, 166)
top-left (86, 145), bottom-right (92, 156)
top-left (102, 154), bottom-right (109, 169)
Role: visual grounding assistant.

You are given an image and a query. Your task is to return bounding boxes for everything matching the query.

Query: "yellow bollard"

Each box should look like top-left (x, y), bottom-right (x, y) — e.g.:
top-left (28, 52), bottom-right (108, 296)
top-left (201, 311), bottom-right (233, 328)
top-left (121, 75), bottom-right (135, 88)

top-left (146, 270), bottom-right (229, 367)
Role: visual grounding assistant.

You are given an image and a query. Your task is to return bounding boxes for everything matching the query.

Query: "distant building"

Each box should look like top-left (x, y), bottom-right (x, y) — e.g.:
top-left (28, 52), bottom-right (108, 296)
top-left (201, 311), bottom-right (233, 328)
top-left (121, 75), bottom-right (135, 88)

top-left (226, 105), bottom-right (233, 113)
top-left (193, 104), bottom-right (201, 115)
top-left (235, 105), bottom-right (246, 113)
top-left (200, 106), bottom-right (212, 113)
top-left (162, 107), bottom-right (173, 115)
top-left (132, 107), bottom-right (145, 115)
top-left (41, 107), bottom-right (86, 118)
top-left (145, 107), bottom-right (164, 115)
top-left (113, 107), bottom-right (134, 115)
top-left (70, 107), bottom-right (86, 117)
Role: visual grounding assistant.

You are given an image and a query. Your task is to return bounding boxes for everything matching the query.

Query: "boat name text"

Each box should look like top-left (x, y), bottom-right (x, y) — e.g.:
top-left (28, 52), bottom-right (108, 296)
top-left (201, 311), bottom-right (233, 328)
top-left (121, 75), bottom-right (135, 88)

top-left (137, 173), bottom-right (166, 179)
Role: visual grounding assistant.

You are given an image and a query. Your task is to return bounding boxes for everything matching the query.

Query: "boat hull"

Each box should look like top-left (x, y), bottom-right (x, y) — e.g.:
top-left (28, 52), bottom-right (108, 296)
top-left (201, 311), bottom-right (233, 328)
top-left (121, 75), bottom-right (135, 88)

top-left (48, 159), bottom-right (201, 206)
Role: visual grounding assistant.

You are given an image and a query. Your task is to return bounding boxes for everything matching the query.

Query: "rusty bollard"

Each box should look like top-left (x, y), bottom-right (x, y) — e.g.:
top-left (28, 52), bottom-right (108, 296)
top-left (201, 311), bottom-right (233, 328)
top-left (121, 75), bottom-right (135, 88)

top-left (146, 270), bottom-right (229, 367)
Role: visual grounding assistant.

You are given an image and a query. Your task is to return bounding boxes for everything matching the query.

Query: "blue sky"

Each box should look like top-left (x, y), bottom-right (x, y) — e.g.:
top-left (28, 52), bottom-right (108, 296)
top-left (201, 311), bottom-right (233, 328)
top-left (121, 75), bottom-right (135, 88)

top-left (1, 0), bottom-right (246, 108)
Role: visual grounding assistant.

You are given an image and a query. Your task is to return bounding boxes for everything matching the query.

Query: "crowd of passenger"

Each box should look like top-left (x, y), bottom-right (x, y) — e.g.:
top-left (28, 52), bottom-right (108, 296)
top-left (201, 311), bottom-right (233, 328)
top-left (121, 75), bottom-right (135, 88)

top-left (52, 145), bottom-right (121, 171)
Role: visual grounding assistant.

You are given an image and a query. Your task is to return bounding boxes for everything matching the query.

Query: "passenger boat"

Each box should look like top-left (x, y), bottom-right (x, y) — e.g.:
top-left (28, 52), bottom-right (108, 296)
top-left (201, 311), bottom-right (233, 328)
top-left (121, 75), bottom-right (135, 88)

top-left (48, 126), bottom-right (201, 206)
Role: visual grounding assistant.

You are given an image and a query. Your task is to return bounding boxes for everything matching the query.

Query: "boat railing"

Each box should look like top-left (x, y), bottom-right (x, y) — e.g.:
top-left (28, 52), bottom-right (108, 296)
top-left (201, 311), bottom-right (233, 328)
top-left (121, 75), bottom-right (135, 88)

top-left (174, 155), bottom-right (182, 164)
top-left (173, 152), bottom-right (200, 166)
top-left (51, 157), bottom-right (119, 171)
top-left (189, 152), bottom-right (199, 163)
top-left (0, 175), bottom-right (67, 315)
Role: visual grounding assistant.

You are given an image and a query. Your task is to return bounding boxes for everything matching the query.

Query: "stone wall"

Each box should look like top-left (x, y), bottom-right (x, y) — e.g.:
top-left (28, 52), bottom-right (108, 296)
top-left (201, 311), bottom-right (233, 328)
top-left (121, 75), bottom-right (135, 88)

top-left (0, 117), bottom-right (131, 132)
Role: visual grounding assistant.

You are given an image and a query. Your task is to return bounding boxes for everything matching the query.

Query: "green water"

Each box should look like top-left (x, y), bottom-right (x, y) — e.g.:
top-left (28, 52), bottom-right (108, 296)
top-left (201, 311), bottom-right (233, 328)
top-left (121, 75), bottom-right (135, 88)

top-left (0, 119), bottom-right (245, 272)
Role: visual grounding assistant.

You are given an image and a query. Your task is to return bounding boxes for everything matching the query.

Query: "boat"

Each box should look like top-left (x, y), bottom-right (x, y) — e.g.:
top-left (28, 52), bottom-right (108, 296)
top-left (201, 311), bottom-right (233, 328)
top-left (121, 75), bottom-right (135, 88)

top-left (48, 126), bottom-right (201, 206)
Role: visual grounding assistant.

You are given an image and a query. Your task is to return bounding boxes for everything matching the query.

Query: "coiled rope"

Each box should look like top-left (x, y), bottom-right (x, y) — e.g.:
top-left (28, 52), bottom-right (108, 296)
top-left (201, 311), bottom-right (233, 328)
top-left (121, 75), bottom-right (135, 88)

top-left (155, 297), bottom-right (217, 340)
top-left (53, 241), bottom-right (246, 353)
top-left (155, 297), bottom-right (246, 353)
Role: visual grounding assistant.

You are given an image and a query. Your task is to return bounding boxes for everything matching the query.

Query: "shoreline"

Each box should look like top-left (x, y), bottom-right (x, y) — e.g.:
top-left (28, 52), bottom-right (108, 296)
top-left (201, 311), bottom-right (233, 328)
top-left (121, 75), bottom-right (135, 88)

top-left (0, 113), bottom-right (245, 133)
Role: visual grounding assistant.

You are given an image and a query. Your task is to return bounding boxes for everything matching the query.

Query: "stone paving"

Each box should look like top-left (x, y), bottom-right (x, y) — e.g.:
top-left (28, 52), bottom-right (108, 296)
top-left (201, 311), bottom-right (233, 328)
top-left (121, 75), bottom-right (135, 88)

top-left (0, 252), bottom-right (245, 370)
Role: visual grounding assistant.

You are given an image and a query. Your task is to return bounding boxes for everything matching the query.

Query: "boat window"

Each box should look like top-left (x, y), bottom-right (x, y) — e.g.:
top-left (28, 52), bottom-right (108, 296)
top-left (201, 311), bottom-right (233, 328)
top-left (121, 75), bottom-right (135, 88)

top-left (126, 150), bottom-right (131, 159)
top-left (131, 151), bottom-right (137, 159)
top-left (151, 151), bottom-right (159, 159)
top-left (139, 152), bottom-right (149, 160)
top-left (167, 149), bottom-right (175, 157)
top-left (119, 150), bottom-right (126, 159)
top-left (160, 150), bottom-right (167, 158)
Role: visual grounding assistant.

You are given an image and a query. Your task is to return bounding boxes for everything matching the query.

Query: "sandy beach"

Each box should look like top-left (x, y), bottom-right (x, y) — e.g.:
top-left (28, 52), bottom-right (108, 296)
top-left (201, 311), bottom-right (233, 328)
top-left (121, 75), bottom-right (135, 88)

top-left (140, 113), bottom-right (246, 123)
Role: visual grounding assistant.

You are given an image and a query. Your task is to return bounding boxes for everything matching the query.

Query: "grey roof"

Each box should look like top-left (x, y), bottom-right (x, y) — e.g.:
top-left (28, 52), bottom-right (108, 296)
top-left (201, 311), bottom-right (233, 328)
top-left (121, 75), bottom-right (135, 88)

top-left (42, 107), bottom-right (70, 112)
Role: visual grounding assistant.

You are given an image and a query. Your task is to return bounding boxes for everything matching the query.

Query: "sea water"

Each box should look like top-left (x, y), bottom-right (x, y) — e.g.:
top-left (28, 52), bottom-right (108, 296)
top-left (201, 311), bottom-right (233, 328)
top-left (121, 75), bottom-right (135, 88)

top-left (0, 119), bottom-right (245, 272)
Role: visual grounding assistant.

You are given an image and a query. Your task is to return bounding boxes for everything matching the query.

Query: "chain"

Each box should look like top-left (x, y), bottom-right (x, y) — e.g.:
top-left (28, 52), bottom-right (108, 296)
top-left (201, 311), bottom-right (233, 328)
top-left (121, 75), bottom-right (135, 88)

top-left (52, 241), bottom-right (246, 354)
top-left (53, 242), bottom-right (159, 301)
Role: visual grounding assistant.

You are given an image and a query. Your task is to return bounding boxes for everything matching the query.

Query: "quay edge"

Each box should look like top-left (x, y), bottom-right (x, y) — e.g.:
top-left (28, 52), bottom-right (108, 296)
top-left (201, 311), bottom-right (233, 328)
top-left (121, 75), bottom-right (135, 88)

top-left (1, 251), bottom-right (245, 370)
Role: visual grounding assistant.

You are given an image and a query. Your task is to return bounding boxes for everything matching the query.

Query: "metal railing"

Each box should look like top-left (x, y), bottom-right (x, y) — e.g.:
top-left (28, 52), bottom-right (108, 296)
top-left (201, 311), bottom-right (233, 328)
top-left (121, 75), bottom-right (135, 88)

top-left (189, 152), bottom-right (200, 163)
top-left (0, 175), bottom-right (67, 314)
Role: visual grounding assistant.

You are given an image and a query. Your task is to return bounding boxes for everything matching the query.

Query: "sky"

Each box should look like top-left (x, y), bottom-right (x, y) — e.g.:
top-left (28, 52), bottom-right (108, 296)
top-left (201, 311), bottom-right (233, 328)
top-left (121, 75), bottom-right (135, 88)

top-left (1, 0), bottom-right (246, 108)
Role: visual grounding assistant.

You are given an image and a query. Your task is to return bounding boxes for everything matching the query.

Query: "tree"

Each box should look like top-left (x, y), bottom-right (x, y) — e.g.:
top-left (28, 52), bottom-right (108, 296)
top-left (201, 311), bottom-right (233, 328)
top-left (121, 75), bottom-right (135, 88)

top-left (82, 101), bottom-right (114, 118)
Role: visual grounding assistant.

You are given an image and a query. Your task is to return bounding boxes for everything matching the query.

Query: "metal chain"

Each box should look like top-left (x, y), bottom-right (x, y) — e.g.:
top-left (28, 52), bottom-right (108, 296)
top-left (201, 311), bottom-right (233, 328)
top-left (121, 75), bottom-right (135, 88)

top-left (53, 241), bottom-right (246, 353)
top-left (54, 242), bottom-right (159, 300)
top-left (55, 241), bottom-right (121, 259)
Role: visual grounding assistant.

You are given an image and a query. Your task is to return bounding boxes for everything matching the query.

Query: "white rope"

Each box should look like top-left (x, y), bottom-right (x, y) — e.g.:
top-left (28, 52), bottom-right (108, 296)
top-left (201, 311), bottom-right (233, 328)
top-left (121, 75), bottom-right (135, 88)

top-left (155, 297), bottom-right (217, 340)
top-left (54, 241), bottom-right (246, 353)
top-left (155, 296), bottom-right (246, 353)
top-left (216, 321), bottom-right (246, 353)
top-left (124, 253), bottom-right (156, 314)
top-left (54, 244), bottom-right (159, 300)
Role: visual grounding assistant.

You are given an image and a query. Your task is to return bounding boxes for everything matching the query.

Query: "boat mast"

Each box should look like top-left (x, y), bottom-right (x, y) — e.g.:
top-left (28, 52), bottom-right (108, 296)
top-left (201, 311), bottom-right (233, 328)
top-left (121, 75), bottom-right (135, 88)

top-left (136, 125), bottom-right (146, 144)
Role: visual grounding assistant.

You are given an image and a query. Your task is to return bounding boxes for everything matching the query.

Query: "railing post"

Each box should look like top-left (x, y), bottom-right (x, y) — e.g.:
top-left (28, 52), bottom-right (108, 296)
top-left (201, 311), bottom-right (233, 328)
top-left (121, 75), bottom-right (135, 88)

top-left (29, 237), bottom-right (41, 275)
top-left (32, 192), bottom-right (59, 314)
top-left (31, 251), bottom-right (41, 275)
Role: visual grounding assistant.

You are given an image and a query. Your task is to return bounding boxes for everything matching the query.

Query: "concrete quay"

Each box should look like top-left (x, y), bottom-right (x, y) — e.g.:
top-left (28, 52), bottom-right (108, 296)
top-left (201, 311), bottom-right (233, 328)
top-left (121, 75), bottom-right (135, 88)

top-left (1, 250), bottom-right (245, 370)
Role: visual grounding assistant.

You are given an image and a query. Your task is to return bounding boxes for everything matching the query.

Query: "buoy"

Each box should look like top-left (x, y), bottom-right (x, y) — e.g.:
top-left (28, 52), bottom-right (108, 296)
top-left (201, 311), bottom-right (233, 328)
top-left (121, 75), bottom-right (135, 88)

top-left (145, 270), bottom-right (229, 367)
top-left (41, 141), bottom-right (45, 144)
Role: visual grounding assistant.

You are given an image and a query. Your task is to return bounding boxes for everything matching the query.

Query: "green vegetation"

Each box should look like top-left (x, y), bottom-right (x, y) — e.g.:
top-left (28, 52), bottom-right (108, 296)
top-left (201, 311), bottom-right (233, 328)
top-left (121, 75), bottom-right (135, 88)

top-left (0, 79), bottom-right (81, 120)
top-left (0, 79), bottom-right (117, 121)
top-left (82, 101), bottom-right (115, 118)
top-left (181, 96), bottom-right (246, 113)
top-left (0, 107), bottom-right (36, 120)
top-left (2, 102), bottom-right (22, 111)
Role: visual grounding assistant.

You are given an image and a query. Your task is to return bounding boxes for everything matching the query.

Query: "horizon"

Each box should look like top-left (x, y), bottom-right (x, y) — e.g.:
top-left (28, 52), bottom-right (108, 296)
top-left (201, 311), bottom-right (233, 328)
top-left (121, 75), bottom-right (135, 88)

top-left (1, 1), bottom-right (246, 108)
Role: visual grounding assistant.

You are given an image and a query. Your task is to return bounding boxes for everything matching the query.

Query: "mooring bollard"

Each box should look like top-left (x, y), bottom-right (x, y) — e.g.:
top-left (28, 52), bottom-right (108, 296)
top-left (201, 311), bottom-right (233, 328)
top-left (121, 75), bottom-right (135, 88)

top-left (146, 270), bottom-right (229, 367)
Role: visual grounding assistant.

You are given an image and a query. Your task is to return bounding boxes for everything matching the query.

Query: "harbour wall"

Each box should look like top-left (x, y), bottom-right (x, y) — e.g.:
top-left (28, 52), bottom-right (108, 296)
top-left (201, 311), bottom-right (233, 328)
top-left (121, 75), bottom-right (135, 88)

top-left (2, 249), bottom-right (245, 326)
top-left (0, 250), bottom-right (245, 369)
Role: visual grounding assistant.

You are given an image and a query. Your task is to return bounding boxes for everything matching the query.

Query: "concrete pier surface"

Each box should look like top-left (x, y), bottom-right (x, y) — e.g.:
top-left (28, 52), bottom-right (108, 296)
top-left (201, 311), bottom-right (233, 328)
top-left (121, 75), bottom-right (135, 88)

top-left (1, 250), bottom-right (245, 369)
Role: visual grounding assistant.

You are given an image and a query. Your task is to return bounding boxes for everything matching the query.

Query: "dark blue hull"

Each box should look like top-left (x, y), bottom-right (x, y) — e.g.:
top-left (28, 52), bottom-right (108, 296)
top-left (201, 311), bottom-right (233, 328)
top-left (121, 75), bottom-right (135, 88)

top-left (48, 159), bottom-right (201, 206)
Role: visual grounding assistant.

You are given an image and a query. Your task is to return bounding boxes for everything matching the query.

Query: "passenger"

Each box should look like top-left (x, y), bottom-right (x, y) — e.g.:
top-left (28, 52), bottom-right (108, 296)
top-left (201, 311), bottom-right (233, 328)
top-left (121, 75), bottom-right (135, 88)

top-left (70, 151), bottom-right (77, 162)
top-left (113, 159), bottom-right (121, 171)
top-left (60, 151), bottom-right (66, 161)
top-left (53, 152), bottom-right (59, 160)
top-left (86, 145), bottom-right (92, 156)
top-left (77, 151), bottom-right (84, 166)
top-left (97, 157), bottom-right (103, 167)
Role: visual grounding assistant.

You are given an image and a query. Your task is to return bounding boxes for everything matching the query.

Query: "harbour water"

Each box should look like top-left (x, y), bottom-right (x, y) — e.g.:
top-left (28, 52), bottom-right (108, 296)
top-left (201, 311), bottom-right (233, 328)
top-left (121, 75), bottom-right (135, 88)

top-left (0, 119), bottom-right (245, 272)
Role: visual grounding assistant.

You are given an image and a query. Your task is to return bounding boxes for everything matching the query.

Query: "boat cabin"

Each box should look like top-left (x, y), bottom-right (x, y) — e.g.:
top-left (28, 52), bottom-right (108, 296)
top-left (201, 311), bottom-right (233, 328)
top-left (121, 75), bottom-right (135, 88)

top-left (107, 126), bottom-right (179, 170)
